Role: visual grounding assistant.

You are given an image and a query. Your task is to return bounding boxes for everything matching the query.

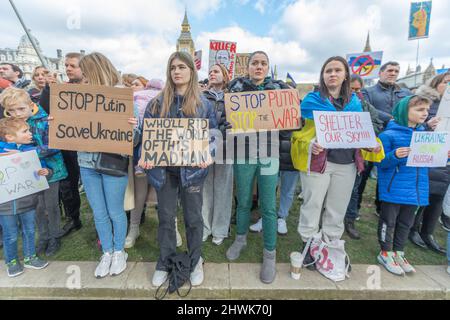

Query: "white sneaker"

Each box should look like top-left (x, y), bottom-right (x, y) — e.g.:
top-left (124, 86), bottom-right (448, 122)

top-left (176, 219), bottom-right (183, 247)
top-left (377, 251), bottom-right (404, 276)
top-left (176, 229), bottom-right (183, 247)
top-left (152, 270), bottom-right (169, 287)
top-left (202, 232), bottom-right (209, 242)
top-left (277, 218), bottom-right (288, 235)
top-left (95, 252), bottom-right (112, 278)
top-left (109, 251), bottom-right (128, 276)
top-left (249, 218), bottom-right (263, 233)
top-left (394, 251), bottom-right (416, 274)
top-left (190, 257), bottom-right (204, 286)
top-left (298, 192), bottom-right (304, 200)
top-left (212, 237), bottom-right (224, 246)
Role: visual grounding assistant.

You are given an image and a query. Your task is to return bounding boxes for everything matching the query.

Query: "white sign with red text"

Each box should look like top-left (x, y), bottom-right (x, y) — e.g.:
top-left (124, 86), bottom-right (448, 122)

top-left (313, 111), bottom-right (377, 149)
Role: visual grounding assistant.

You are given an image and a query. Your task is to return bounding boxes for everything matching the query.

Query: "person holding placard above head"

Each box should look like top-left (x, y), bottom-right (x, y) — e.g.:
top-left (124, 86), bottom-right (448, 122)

top-left (201, 64), bottom-right (233, 246)
top-left (59, 52), bottom-right (138, 278)
top-left (375, 95), bottom-right (446, 275)
top-left (291, 56), bottom-right (383, 272)
top-left (225, 51), bottom-right (289, 284)
top-left (409, 72), bottom-right (450, 253)
top-left (138, 52), bottom-right (217, 288)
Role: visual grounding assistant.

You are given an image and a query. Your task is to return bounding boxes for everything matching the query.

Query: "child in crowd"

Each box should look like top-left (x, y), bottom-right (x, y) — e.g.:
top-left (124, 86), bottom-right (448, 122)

top-left (0, 87), bottom-right (67, 257)
top-left (376, 95), bottom-right (439, 276)
top-left (0, 117), bottom-right (50, 277)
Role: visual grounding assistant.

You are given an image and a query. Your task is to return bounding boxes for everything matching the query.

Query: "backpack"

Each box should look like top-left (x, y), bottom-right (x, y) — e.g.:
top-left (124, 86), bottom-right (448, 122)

top-left (302, 231), bottom-right (350, 282)
top-left (155, 252), bottom-right (192, 300)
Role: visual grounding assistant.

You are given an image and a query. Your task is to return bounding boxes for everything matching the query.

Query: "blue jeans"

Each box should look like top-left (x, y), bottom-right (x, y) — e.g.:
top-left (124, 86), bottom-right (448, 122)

top-left (80, 168), bottom-right (128, 253)
top-left (278, 170), bottom-right (300, 219)
top-left (0, 210), bottom-right (36, 264)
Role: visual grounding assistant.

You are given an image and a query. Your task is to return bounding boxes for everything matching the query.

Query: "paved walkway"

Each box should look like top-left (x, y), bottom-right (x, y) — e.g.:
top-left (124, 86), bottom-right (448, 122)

top-left (0, 261), bottom-right (449, 299)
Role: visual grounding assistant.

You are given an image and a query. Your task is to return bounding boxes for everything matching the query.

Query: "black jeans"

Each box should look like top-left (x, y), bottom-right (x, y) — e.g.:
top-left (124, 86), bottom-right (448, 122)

top-left (378, 202), bottom-right (417, 251)
top-left (156, 171), bottom-right (204, 272)
top-left (413, 194), bottom-right (444, 235)
top-left (59, 151), bottom-right (81, 221)
top-left (345, 174), bottom-right (363, 221)
top-left (357, 162), bottom-right (381, 213)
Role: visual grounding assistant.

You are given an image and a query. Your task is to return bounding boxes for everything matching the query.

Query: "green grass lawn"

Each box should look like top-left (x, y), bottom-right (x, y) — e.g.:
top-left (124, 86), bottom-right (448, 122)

top-left (1, 179), bottom-right (447, 265)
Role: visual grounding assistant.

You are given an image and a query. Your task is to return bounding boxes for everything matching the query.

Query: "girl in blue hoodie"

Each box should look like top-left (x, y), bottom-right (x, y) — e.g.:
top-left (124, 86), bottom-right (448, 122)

top-left (376, 95), bottom-right (434, 276)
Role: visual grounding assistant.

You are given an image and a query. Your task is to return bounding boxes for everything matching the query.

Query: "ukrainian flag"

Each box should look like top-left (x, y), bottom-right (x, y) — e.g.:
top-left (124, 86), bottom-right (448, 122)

top-left (286, 73), bottom-right (297, 87)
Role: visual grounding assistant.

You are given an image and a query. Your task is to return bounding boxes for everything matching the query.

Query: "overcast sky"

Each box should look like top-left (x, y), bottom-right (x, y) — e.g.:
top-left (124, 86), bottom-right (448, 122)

top-left (1, 0), bottom-right (449, 83)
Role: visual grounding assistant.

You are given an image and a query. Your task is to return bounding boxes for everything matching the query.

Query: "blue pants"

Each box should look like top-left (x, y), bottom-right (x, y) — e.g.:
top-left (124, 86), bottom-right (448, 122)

top-left (80, 168), bottom-right (128, 253)
top-left (278, 170), bottom-right (300, 219)
top-left (0, 210), bottom-right (36, 264)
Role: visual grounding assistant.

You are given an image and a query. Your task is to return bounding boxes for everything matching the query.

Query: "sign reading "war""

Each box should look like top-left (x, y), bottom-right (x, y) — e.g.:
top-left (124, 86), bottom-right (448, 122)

top-left (225, 89), bottom-right (301, 132)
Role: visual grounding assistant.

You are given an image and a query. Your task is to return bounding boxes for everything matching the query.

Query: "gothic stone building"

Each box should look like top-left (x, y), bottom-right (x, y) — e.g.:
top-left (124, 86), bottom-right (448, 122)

top-left (0, 34), bottom-right (67, 81)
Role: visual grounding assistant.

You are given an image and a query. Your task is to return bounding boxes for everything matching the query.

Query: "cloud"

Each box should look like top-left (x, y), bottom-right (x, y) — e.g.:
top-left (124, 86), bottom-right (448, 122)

top-left (272, 0), bottom-right (450, 82)
top-left (2, 0), bottom-right (448, 84)
top-left (184, 0), bottom-right (224, 18)
top-left (254, 0), bottom-right (266, 14)
top-left (194, 26), bottom-right (308, 79)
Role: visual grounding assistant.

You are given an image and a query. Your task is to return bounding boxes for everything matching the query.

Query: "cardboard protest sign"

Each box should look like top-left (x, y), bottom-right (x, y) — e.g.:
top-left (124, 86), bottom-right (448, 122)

top-left (409, 1), bottom-right (432, 40)
top-left (209, 40), bottom-right (237, 80)
top-left (194, 50), bottom-right (202, 71)
top-left (313, 111), bottom-right (377, 149)
top-left (234, 53), bottom-right (250, 78)
top-left (347, 51), bottom-right (383, 80)
top-left (407, 132), bottom-right (449, 167)
top-left (224, 89), bottom-right (301, 132)
top-left (140, 118), bottom-right (211, 166)
top-left (0, 151), bottom-right (49, 205)
top-left (49, 84), bottom-right (134, 155)
top-left (436, 84), bottom-right (450, 132)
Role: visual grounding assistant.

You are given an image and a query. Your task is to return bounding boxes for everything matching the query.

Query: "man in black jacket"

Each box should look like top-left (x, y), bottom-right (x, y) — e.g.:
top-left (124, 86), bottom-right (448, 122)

top-left (40, 52), bottom-right (84, 237)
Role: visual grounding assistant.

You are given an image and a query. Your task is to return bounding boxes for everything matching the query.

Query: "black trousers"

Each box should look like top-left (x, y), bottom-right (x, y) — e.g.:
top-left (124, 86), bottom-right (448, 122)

top-left (59, 151), bottom-right (81, 221)
top-left (156, 171), bottom-right (204, 272)
top-left (357, 162), bottom-right (381, 213)
top-left (413, 194), bottom-right (444, 235)
top-left (378, 202), bottom-right (417, 251)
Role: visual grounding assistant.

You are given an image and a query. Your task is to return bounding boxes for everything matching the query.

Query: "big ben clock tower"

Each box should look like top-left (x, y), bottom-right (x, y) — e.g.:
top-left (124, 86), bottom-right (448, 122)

top-left (176, 10), bottom-right (195, 57)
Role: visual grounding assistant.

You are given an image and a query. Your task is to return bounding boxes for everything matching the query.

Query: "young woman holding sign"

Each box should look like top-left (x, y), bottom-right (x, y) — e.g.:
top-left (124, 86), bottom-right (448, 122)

top-left (226, 51), bottom-right (290, 284)
top-left (291, 56), bottom-right (382, 270)
top-left (201, 64), bottom-right (233, 246)
top-left (138, 52), bottom-right (217, 288)
top-left (50, 52), bottom-right (139, 278)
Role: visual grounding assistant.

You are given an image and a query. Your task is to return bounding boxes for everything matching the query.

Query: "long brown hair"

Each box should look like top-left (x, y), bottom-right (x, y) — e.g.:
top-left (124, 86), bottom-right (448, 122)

top-left (154, 52), bottom-right (201, 117)
top-left (209, 63), bottom-right (229, 91)
top-left (319, 56), bottom-right (352, 105)
top-left (429, 72), bottom-right (450, 90)
top-left (79, 52), bottom-right (120, 87)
